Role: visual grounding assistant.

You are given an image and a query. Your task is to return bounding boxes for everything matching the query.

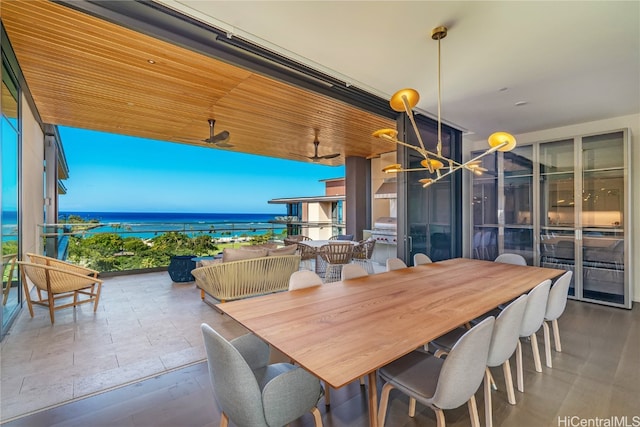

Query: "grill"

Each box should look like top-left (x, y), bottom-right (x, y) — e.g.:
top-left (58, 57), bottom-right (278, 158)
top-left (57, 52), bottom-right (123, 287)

top-left (367, 217), bottom-right (397, 245)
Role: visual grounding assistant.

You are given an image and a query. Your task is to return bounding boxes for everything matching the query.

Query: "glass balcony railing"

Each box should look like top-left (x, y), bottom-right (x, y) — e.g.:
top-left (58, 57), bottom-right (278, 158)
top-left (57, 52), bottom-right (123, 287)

top-left (37, 219), bottom-right (345, 274)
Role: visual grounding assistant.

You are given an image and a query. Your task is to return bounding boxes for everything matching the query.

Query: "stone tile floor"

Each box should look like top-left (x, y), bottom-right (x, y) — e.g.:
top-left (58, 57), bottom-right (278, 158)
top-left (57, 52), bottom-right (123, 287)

top-left (0, 271), bottom-right (248, 423)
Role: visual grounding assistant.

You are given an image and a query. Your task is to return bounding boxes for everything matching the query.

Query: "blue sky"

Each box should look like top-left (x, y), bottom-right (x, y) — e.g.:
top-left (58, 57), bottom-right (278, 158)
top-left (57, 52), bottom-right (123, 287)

top-left (58, 127), bottom-right (344, 214)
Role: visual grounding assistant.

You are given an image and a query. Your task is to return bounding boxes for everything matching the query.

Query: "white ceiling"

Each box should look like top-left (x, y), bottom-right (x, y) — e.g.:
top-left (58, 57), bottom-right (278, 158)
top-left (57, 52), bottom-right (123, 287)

top-left (157, 0), bottom-right (640, 141)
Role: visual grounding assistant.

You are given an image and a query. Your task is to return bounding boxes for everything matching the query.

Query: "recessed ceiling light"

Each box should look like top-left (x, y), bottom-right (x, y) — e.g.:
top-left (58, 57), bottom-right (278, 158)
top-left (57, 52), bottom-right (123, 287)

top-left (499, 87), bottom-right (508, 92)
top-left (514, 101), bottom-right (528, 106)
top-left (147, 59), bottom-right (156, 64)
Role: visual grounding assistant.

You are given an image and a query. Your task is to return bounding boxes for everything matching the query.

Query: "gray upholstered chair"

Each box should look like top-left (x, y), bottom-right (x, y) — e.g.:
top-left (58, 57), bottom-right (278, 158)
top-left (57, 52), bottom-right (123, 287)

top-left (200, 324), bottom-right (324, 427)
top-left (413, 253), bottom-right (433, 266)
top-left (288, 270), bottom-right (323, 291)
top-left (431, 294), bottom-right (528, 427)
top-left (340, 263), bottom-right (368, 280)
top-left (543, 271), bottom-right (573, 368)
top-left (516, 279), bottom-right (552, 393)
top-left (385, 257), bottom-right (407, 271)
top-left (378, 316), bottom-right (495, 427)
top-left (494, 253), bottom-right (527, 266)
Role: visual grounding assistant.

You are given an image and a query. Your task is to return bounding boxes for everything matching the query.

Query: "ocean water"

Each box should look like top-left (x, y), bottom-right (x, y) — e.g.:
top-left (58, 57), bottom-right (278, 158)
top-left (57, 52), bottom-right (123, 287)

top-left (59, 211), bottom-right (287, 240)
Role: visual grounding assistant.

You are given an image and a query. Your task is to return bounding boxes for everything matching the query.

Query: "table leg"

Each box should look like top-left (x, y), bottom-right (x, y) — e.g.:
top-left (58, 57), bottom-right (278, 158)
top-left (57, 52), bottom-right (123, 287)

top-left (367, 370), bottom-right (379, 427)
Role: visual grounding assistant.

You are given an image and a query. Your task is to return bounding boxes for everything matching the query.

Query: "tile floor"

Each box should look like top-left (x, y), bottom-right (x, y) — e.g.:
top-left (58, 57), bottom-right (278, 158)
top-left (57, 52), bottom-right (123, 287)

top-left (0, 271), bottom-right (248, 423)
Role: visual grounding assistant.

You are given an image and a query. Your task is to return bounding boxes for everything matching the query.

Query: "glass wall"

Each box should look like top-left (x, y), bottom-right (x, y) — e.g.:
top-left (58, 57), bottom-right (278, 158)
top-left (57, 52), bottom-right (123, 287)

top-left (472, 130), bottom-right (631, 308)
top-left (1, 60), bottom-right (21, 337)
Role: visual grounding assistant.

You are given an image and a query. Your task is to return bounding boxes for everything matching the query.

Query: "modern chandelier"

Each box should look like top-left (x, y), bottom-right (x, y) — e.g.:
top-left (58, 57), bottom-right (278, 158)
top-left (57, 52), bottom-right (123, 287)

top-left (373, 26), bottom-right (517, 187)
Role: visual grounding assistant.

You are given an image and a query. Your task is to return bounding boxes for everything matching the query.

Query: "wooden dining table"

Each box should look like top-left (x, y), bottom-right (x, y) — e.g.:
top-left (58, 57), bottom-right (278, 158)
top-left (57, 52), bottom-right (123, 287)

top-left (218, 258), bottom-right (565, 427)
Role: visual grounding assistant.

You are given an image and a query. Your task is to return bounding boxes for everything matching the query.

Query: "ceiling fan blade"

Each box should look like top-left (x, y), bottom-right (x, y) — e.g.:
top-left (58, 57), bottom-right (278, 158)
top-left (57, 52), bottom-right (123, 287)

top-left (320, 153), bottom-right (340, 159)
top-left (215, 141), bottom-right (234, 148)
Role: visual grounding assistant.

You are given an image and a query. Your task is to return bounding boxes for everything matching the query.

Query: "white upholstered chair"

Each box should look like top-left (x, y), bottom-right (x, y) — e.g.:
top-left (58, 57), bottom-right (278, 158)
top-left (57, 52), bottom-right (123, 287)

top-left (289, 270), bottom-right (323, 291)
top-left (543, 271), bottom-right (573, 368)
top-left (516, 279), bottom-right (552, 393)
top-left (494, 253), bottom-right (527, 266)
top-left (386, 257), bottom-right (407, 271)
top-left (413, 253), bottom-right (433, 266)
top-left (340, 264), bottom-right (368, 280)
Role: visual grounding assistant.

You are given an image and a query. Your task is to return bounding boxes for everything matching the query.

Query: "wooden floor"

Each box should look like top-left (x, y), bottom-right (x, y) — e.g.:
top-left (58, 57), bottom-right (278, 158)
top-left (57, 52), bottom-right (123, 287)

top-left (3, 299), bottom-right (639, 427)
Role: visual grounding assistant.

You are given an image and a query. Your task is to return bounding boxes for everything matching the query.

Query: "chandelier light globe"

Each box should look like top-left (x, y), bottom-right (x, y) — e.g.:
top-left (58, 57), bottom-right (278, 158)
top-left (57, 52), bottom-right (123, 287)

top-left (382, 163), bottom-right (403, 173)
top-left (372, 128), bottom-right (399, 140)
top-left (419, 178), bottom-right (434, 187)
top-left (488, 132), bottom-right (517, 152)
top-left (389, 88), bottom-right (420, 112)
top-left (421, 159), bottom-right (444, 170)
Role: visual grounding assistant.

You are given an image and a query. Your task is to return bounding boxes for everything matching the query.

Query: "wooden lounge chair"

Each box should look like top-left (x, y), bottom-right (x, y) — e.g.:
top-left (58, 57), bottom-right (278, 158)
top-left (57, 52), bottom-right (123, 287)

top-left (18, 260), bottom-right (103, 324)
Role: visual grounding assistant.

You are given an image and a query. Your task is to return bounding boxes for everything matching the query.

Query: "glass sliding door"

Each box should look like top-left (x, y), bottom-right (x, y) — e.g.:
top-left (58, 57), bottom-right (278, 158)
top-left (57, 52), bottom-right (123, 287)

top-left (471, 152), bottom-right (498, 260)
top-left (398, 114), bottom-right (461, 264)
top-left (539, 139), bottom-right (576, 295)
top-left (1, 60), bottom-right (21, 338)
top-left (503, 146), bottom-right (534, 264)
top-left (580, 132), bottom-right (626, 305)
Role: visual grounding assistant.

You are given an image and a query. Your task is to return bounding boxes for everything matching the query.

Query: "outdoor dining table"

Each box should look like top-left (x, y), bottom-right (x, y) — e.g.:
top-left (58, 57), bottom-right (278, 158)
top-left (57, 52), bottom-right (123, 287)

top-left (218, 257), bottom-right (565, 427)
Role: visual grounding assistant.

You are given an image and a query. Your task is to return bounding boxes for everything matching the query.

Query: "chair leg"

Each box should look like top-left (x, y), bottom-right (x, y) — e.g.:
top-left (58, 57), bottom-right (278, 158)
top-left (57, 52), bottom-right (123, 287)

top-left (530, 332), bottom-right (542, 373)
top-left (359, 376), bottom-right (365, 386)
top-left (487, 369), bottom-right (498, 390)
top-left (93, 282), bottom-right (102, 312)
top-left (543, 321), bottom-right (553, 368)
top-left (310, 406), bottom-right (323, 427)
top-left (516, 340), bottom-right (524, 393)
top-left (484, 369), bottom-right (493, 427)
top-left (408, 397), bottom-right (416, 417)
top-left (503, 359), bottom-right (516, 405)
top-left (21, 276), bottom-right (35, 318)
top-left (434, 408), bottom-right (447, 427)
top-left (468, 394), bottom-right (480, 427)
top-left (47, 291), bottom-right (56, 324)
top-left (553, 319), bottom-right (562, 352)
top-left (378, 382), bottom-right (394, 427)
top-left (220, 412), bottom-right (229, 427)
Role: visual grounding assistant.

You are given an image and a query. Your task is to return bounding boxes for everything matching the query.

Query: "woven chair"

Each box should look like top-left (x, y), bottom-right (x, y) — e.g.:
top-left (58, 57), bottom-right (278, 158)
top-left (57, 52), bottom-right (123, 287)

top-left (18, 261), bottom-right (103, 324)
top-left (297, 242), bottom-right (317, 271)
top-left (318, 243), bottom-right (354, 283)
top-left (27, 253), bottom-right (100, 303)
top-left (352, 238), bottom-right (376, 274)
top-left (284, 235), bottom-right (312, 246)
top-left (2, 254), bottom-right (18, 306)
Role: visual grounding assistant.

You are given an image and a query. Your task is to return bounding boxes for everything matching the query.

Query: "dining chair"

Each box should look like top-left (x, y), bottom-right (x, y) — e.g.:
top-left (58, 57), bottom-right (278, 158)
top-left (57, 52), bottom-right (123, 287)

top-left (431, 294), bottom-right (528, 427)
top-left (297, 242), bottom-right (317, 271)
top-left (386, 257), bottom-right (407, 271)
top-left (319, 243), bottom-right (354, 283)
top-left (542, 271), bottom-right (573, 368)
top-left (200, 324), bottom-right (324, 427)
top-left (2, 254), bottom-right (17, 306)
top-left (289, 270), bottom-right (323, 291)
top-left (516, 279), bottom-right (552, 393)
top-left (378, 316), bottom-right (495, 427)
top-left (352, 238), bottom-right (376, 274)
top-left (17, 261), bottom-right (103, 324)
top-left (341, 263), bottom-right (368, 280)
top-left (413, 253), bottom-right (432, 266)
top-left (494, 253), bottom-right (527, 266)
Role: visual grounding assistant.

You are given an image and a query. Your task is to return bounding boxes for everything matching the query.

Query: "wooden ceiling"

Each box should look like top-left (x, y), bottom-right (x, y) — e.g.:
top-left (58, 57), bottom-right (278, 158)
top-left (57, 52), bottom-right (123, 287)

top-left (1, 0), bottom-right (397, 165)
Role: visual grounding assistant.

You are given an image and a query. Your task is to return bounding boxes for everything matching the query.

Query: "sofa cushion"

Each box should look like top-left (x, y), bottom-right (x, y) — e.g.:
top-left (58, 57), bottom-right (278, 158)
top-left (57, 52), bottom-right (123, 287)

top-left (222, 247), bottom-right (269, 262)
top-left (267, 245), bottom-right (298, 256)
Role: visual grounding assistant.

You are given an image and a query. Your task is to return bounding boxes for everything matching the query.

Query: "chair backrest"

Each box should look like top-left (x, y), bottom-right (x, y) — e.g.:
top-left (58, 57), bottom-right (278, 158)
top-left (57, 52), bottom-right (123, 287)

top-left (545, 271), bottom-right (573, 321)
top-left (320, 243), bottom-right (354, 264)
top-left (432, 316), bottom-right (495, 410)
top-left (494, 253), bottom-right (527, 266)
top-left (336, 234), bottom-right (354, 241)
top-left (18, 261), bottom-right (102, 294)
top-left (386, 257), bottom-right (407, 271)
top-left (341, 264), bottom-right (368, 280)
top-left (413, 253), bottom-right (432, 266)
top-left (201, 324), bottom-right (268, 426)
top-left (520, 279), bottom-right (552, 337)
top-left (297, 242), bottom-right (316, 261)
top-left (487, 294), bottom-right (528, 367)
top-left (353, 238), bottom-right (376, 260)
top-left (289, 270), bottom-right (323, 291)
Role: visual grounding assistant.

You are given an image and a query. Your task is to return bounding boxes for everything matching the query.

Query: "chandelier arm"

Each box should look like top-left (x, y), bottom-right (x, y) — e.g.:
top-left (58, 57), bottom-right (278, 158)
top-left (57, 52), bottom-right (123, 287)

top-left (401, 96), bottom-right (434, 173)
top-left (380, 134), bottom-right (466, 169)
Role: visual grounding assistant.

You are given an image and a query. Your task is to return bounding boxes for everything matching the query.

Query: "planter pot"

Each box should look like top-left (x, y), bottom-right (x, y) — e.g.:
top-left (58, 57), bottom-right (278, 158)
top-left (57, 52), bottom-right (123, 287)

top-left (168, 255), bottom-right (196, 282)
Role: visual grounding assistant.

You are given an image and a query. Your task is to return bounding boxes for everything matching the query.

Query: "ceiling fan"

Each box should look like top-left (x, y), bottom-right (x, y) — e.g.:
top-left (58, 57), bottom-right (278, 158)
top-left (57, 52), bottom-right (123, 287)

top-left (203, 119), bottom-right (233, 148)
top-left (304, 130), bottom-right (340, 162)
